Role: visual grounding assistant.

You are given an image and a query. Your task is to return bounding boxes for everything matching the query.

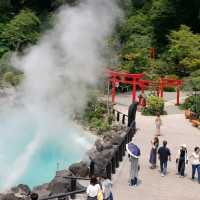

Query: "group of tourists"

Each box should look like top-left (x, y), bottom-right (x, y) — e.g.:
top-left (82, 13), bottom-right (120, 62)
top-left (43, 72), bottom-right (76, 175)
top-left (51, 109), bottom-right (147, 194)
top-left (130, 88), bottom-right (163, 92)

top-left (149, 138), bottom-right (200, 181)
top-left (86, 176), bottom-right (113, 200)
top-left (127, 111), bottom-right (200, 188)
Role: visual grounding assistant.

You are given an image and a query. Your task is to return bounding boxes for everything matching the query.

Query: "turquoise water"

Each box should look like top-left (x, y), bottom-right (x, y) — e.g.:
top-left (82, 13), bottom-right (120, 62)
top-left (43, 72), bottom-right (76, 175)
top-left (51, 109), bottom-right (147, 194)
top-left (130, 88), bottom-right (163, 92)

top-left (0, 108), bottom-right (94, 190)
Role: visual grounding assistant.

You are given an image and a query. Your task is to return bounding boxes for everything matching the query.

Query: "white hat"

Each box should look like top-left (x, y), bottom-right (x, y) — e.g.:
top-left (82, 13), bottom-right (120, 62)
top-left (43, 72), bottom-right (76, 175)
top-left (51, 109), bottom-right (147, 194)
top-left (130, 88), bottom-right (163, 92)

top-left (181, 144), bottom-right (187, 148)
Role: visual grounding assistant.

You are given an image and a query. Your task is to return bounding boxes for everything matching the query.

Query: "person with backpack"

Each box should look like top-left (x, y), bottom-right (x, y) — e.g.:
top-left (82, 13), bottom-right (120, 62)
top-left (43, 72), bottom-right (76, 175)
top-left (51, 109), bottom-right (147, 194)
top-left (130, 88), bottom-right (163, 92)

top-left (158, 140), bottom-right (171, 177)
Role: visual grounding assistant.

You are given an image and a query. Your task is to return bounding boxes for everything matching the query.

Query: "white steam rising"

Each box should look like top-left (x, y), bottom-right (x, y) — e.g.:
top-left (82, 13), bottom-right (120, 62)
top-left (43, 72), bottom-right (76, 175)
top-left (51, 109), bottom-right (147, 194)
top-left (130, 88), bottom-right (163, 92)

top-left (1, 0), bottom-right (121, 190)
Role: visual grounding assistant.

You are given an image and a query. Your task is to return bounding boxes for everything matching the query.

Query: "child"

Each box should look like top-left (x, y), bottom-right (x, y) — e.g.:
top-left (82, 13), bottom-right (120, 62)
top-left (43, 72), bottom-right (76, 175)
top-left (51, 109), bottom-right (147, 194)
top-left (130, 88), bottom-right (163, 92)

top-left (155, 112), bottom-right (162, 136)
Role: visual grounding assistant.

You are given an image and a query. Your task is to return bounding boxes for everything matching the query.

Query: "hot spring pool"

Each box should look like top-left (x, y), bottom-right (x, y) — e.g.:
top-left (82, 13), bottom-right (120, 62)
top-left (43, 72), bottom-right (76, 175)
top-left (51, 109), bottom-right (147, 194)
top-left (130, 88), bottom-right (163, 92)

top-left (0, 108), bottom-right (95, 191)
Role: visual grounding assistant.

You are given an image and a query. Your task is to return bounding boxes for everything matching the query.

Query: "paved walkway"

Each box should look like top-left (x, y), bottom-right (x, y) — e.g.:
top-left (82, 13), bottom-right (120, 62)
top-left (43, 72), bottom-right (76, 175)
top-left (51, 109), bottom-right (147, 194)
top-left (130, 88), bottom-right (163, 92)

top-left (112, 94), bottom-right (200, 200)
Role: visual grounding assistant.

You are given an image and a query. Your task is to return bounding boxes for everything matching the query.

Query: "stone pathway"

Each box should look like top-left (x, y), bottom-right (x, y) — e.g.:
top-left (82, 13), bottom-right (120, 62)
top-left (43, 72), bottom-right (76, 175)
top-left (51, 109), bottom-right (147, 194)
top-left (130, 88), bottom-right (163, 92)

top-left (112, 94), bottom-right (200, 200)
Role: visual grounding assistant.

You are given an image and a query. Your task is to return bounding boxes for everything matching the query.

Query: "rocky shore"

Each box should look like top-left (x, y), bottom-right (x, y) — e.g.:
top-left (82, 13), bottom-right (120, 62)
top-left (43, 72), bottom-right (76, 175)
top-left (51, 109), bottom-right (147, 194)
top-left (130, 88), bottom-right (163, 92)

top-left (0, 123), bottom-right (127, 200)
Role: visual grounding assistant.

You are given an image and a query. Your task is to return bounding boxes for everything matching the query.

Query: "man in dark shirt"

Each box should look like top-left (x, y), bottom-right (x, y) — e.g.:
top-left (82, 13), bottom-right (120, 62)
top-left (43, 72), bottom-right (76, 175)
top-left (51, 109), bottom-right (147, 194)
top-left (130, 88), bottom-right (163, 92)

top-left (158, 140), bottom-right (171, 177)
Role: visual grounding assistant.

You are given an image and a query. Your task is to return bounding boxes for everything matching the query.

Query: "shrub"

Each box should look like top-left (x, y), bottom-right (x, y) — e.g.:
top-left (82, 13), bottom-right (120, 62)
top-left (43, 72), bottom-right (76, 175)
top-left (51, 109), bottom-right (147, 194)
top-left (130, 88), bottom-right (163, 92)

top-left (182, 95), bottom-right (200, 118)
top-left (141, 95), bottom-right (165, 116)
top-left (81, 95), bottom-right (112, 134)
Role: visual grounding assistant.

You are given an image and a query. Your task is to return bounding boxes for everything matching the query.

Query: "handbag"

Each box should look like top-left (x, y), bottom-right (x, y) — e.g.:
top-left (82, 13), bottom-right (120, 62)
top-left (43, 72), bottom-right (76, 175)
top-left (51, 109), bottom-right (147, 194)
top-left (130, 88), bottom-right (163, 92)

top-left (97, 190), bottom-right (103, 200)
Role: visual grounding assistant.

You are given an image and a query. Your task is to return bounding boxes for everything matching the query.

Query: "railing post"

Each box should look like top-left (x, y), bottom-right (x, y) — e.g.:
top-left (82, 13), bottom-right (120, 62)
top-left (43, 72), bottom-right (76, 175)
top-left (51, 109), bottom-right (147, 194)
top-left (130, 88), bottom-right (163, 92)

top-left (122, 140), bottom-right (126, 156)
top-left (119, 144), bottom-right (123, 161)
top-left (89, 160), bottom-right (95, 177)
top-left (122, 114), bottom-right (125, 124)
top-left (115, 150), bottom-right (119, 168)
top-left (70, 178), bottom-right (77, 199)
top-left (111, 157), bottom-right (116, 174)
top-left (117, 112), bottom-right (120, 121)
top-left (106, 162), bottom-right (112, 180)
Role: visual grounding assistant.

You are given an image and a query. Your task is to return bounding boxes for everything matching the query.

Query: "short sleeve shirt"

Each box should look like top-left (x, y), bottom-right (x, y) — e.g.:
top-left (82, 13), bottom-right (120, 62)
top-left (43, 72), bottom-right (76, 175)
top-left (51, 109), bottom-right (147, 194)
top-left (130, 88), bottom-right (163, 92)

top-left (86, 184), bottom-right (100, 197)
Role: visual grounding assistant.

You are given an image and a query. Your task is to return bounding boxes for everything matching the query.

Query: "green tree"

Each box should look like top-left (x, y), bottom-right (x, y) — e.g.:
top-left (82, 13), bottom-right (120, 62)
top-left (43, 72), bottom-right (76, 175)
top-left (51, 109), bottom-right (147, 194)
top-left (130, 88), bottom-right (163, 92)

top-left (117, 13), bottom-right (153, 73)
top-left (0, 10), bottom-right (41, 51)
top-left (168, 25), bottom-right (200, 76)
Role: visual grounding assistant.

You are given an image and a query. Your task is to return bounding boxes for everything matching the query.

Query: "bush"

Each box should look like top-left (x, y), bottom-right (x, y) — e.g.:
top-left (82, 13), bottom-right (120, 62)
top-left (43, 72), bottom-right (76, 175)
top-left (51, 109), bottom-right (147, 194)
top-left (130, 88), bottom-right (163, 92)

top-left (81, 95), bottom-right (112, 134)
top-left (141, 95), bottom-right (165, 116)
top-left (3, 71), bottom-right (23, 86)
top-left (182, 95), bottom-right (200, 118)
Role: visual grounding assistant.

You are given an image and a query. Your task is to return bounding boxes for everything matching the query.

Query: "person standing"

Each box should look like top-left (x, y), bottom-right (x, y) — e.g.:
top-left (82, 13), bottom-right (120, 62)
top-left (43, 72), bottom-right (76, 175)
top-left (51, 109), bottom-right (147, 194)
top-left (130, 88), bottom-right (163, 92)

top-left (176, 144), bottom-right (188, 177)
top-left (149, 137), bottom-right (159, 169)
top-left (155, 112), bottom-right (162, 136)
top-left (158, 140), bottom-right (171, 177)
top-left (128, 101), bottom-right (138, 127)
top-left (190, 147), bottom-right (200, 181)
top-left (87, 176), bottom-right (101, 200)
top-left (101, 175), bottom-right (113, 200)
top-left (126, 142), bottom-right (141, 186)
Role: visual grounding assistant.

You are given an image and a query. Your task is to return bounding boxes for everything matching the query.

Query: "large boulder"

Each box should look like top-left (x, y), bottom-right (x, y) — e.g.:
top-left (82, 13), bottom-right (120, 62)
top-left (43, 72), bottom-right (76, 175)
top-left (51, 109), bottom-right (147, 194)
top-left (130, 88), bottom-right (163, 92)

top-left (47, 170), bottom-right (83, 194)
top-left (69, 162), bottom-right (89, 177)
top-left (1, 193), bottom-right (20, 200)
top-left (111, 135), bottom-right (123, 145)
top-left (11, 184), bottom-right (31, 195)
top-left (89, 148), bottom-right (115, 176)
top-left (47, 170), bottom-right (73, 195)
top-left (32, 183), bottom-right (51, 199)
top-left (0, 184), bottom-right (31, 200)
top-left (95, 139), bottom-right (103, 152)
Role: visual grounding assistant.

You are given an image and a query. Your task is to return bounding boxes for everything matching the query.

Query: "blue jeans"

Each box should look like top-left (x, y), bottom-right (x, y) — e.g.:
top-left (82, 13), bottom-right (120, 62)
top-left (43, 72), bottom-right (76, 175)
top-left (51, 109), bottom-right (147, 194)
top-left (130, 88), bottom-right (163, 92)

top-left (197, 165), bottom-right (200, 183)
top-left (160, 160), bottom-right (167, 175)
top-left (192, 164), bottom-right (200, 179)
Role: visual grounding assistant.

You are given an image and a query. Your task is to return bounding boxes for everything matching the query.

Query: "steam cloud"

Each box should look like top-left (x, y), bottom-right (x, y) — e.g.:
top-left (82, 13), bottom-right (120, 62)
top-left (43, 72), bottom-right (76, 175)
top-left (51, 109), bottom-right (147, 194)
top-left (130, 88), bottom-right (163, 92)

top-left (0, 0), bottom-right (121, 190)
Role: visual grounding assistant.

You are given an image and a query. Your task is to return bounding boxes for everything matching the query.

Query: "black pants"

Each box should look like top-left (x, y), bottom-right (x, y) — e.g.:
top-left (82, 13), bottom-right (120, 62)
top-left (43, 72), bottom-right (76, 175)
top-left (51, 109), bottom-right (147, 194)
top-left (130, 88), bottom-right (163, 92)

top-left (178, 159), bottom-right (185, 176)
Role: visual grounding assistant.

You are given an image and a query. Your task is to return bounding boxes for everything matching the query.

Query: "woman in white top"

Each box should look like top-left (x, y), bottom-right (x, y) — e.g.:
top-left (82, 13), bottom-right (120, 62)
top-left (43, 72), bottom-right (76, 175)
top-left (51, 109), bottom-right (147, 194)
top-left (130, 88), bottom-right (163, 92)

top-left (155, 112), bottom-right (162, 136)
top-left (86, 176), bottom-right (101, 200)
top-left (190, 147), bottom-right (200, 179)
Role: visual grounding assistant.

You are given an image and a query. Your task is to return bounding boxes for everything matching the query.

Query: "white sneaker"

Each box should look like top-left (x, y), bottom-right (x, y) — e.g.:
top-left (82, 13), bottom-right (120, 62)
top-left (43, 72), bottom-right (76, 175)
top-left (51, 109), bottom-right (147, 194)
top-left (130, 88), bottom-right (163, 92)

top-left (161, 173), bottom-right (165, 177)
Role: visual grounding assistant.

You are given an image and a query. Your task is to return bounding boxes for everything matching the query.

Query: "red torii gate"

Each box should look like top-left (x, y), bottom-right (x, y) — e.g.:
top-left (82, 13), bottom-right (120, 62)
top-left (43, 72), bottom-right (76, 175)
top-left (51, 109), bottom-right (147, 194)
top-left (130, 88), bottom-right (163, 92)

top-left (107, 70), bottom-right (144, 103)
top-left (108, 70), bottom-right (183, 105)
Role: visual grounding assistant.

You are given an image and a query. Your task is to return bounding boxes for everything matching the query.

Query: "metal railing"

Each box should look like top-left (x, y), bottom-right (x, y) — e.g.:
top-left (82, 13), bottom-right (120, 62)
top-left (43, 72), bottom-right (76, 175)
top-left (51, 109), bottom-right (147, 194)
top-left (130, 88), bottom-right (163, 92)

top-left (39, 189), bottom-right (86, 200)
top-left (112, 109), bottom-right (128, 125)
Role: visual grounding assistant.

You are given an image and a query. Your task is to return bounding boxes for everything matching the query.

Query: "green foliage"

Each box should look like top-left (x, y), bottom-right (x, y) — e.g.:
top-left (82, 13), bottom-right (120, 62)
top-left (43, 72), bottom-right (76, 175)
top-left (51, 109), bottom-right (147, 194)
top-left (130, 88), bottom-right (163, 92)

top-left (168, 25), bottom-right (200, 75)
top-left (182, 95), bottom-right (200, 119)
top-left (82, 96), bottom-right (111, 135)
top-left (3, 71), bottom-right (22, 86)
top-left (0, 52), bottom-right (13, 74)
top-left (0, 10), bottom-right (41, 51)
top-left (183, 76), bottom-right (200, 92)
top-left (141, 95), bottom-right (165, 115)
top-left (117, 13), bottom-right (153, 73)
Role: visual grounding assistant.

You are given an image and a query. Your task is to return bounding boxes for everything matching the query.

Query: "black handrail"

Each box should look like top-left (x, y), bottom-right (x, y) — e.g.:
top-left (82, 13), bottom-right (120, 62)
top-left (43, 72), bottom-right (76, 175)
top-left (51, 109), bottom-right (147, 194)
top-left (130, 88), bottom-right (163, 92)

top-left (39, 189), bottom-right (86, 200)
top-left (113, 108), bottom-right (128, 125)
top-left (63, 176), bottom-right (90, 181)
